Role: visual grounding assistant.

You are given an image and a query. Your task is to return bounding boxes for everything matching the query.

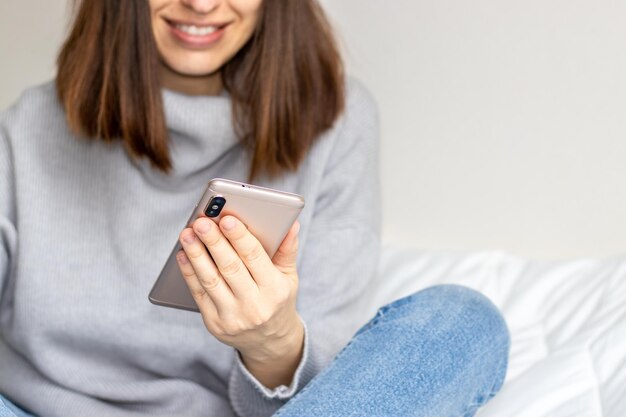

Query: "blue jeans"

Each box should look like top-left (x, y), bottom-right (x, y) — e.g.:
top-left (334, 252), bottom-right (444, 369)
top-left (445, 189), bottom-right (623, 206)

top-left (273, 285), bottom-right (509, 416)
top-left (0, 396), bottom-right (35, 417)
top-left (0, 285), bottom-right (509, 417)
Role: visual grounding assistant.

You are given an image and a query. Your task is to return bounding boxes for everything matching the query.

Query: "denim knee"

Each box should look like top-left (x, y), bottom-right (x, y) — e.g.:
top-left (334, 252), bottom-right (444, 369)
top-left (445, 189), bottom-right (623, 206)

top-left (361, 284), bottom-right (510, 388)
top-left (428, 284), bottom-right (510, 348)
top-left (379, 285), bottom-right (507, 338)
top-left (421, 284), bottom-right (507, 328)
top-left (425, 284), bottom-right (511, 382)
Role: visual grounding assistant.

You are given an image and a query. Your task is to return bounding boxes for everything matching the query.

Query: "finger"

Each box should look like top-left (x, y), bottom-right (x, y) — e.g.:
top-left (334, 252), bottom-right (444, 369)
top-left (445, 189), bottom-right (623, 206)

top-left (192, 217), bottom-right (258, 298)
top-left (218, 215), bottom-right (276, 287)
top-left (175, 250), bottom-right (218, 318)
top-left (272, 221), bottom-right (300, 273)
top-left (179, 228), bottom-right (235, 312)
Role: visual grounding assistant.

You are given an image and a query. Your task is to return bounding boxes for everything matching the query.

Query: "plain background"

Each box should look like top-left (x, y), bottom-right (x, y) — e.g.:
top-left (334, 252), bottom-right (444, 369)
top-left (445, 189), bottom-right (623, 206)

top-left (1, 0), bottom-right (624, 260)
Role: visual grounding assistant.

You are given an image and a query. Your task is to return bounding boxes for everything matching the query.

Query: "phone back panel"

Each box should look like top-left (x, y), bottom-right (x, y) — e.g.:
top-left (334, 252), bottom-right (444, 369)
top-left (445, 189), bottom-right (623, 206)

top-left (149, 178), bottom-right (305, 312)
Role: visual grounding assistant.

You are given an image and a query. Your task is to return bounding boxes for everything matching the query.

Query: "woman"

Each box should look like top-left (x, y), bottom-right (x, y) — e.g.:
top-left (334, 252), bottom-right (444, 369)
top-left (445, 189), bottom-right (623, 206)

top-left (0, 0), bottom-right (510, 416)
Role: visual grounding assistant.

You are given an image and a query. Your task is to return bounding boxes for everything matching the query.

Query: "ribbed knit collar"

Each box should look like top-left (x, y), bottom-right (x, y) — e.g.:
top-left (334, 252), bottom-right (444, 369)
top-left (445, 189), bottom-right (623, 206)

top-left (135, 88), bottom-right (242, 191)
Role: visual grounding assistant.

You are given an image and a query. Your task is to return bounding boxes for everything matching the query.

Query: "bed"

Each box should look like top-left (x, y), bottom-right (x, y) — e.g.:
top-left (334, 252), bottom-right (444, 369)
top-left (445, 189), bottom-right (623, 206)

top-left (370, 246), bottom-right (626, 417)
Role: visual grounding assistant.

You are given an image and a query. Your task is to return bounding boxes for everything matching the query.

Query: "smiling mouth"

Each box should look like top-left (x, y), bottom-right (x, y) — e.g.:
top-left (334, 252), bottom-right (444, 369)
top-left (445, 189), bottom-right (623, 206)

top-left (165, 19), bottom-right (229, 36)
top-left (174, 24), bottom-right (218, 36)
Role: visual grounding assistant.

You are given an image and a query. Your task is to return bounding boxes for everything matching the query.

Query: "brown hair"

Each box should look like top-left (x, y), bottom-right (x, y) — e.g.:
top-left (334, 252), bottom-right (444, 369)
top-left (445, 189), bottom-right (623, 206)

top-left (56, 0), bottom-right (345, 181)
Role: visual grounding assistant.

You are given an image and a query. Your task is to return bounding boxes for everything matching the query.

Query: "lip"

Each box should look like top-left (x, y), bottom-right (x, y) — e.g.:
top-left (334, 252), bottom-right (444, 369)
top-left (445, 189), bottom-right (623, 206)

top-left (164, 18), bottom-right (230, 49)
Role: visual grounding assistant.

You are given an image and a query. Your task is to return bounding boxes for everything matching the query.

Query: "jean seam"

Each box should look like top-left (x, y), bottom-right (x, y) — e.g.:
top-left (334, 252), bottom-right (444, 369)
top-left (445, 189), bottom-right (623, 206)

top-left (354, 295), bottom-right (415, 338)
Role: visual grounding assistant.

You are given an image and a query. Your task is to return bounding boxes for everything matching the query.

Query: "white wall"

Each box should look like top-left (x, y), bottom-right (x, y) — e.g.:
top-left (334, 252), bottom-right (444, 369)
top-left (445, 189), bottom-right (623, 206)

top-left (0, 1), bottom-right (68, 110)
top-left (321, 0), bottom-right (626, 260)
top-left (1, 1), bottom-right (625, 260)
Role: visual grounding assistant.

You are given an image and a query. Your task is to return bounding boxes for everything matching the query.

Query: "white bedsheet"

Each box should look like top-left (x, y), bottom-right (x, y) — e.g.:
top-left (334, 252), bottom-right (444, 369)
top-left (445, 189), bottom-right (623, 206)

top-left (371, 247), bottom-right (626, 417)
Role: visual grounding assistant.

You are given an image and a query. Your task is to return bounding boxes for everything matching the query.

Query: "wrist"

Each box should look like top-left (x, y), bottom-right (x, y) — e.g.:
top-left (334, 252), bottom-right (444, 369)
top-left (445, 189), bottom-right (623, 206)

top-left (242, 315), bottom-right (304, 365)
top-left (239, 317), bottom-right (305, 388)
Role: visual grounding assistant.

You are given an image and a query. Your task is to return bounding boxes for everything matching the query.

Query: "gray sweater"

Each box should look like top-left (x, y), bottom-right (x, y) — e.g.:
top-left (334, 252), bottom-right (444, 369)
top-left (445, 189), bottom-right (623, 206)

top-left (0, 77), bottom-right (380, 417)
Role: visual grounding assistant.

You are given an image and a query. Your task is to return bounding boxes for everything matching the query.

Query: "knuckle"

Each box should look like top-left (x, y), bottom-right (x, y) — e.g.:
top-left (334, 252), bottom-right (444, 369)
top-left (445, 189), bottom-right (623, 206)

top-left (185, 246), bottom-right (205, 260)
top-left (228, 225), bottom-right (246, 239)
top-left (248, 313), bottom-right (265, 329)
top-left (272, 283), bottom-right (293, 303)
top-left (221, 259), bottom-right (243, 276)
top-left (197, 229), bottom-right (222, 247)
top-left (211, 323), bottom-right (228, 338)
top-left (271, 287), bottom-right (288, 303)
top-left (246, 307), bottom-right (271, 327)
top-left (250, 315), bottom-right (265, 328)
top-left (198, 275), bottom-right (221, 291)
top-left (280, 288), bottom-right (293, 303)
top-left (206, 233), bottom-right (223, 247)
top-left (202, 233), bottom-right (223, 247)
top-left (258, 309), bottom-right (273, 325)
top-left (181, 267), bottom-right (197, 279)
top-left (189, 286), bottom-right (207, 299)
top-left (244, 245), bottom-right (265, 266)
top-left (187, 252), bottom-right (205, 263)
top-left (221, 321), bottom-right (244, 337)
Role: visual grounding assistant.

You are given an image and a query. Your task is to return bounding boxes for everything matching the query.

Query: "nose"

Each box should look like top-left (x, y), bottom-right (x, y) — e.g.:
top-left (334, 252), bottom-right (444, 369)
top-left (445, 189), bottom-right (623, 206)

top-left (181, 0), bottom-right (221, 14)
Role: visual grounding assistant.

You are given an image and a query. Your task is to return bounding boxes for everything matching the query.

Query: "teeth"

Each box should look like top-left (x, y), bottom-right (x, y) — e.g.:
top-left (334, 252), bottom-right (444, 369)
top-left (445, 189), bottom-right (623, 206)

top-left (175, 24), bottom-right (218, 36)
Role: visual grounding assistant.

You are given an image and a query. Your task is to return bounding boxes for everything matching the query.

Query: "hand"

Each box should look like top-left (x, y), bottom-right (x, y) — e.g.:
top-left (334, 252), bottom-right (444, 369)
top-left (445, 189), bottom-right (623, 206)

top-left (176, 215), bottom-right (304, 387)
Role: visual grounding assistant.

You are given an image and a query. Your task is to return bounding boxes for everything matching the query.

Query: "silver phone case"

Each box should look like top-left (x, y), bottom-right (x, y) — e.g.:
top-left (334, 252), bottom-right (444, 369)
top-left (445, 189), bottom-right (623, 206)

top-left (148, 178), bottom-right (305, 312)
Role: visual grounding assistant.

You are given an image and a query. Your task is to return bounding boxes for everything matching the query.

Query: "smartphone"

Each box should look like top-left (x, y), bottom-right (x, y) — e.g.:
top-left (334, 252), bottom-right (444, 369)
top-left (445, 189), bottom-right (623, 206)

top-left (148, 178), bottom-right (305, 312)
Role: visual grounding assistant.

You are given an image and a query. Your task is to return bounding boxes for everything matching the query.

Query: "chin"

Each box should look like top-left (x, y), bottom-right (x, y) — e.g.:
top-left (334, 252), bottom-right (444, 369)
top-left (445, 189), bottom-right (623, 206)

top-left (163, 57), bottom-right (222, 78)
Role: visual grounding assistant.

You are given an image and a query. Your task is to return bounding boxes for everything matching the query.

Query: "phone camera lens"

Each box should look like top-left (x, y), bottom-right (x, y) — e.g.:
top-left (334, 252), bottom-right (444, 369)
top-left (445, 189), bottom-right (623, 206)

top-left (205, 196), bottom-right (226, 217)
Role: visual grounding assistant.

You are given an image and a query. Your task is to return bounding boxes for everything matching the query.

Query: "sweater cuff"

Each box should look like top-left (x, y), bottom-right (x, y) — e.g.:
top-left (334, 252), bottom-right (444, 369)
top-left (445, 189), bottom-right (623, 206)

top-left (228, 319), bottom-right (320, 417)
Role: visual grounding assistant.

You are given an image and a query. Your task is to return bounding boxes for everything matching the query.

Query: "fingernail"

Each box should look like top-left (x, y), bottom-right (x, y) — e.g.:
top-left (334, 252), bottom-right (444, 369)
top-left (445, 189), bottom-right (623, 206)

top-left (221, 217), bottom-right (236, 231)
top-left (294, 222), bottom-right (300, 235)
top-left (176, 251), bottom-right (189, 264)
top-left (195, 219), bottom-right (211, 234)
top-left (183, 231), bottom-right (196, 244)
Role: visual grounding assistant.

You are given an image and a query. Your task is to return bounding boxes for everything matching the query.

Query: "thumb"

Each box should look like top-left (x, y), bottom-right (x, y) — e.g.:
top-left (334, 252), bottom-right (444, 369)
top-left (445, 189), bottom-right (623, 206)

top-left (272, 221), bottom-right (300, 272)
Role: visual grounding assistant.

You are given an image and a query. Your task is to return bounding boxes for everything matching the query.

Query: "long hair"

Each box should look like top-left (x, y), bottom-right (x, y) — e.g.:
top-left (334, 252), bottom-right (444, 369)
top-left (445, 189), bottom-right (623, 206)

top-left (56, 0), bottom-right (345, 181)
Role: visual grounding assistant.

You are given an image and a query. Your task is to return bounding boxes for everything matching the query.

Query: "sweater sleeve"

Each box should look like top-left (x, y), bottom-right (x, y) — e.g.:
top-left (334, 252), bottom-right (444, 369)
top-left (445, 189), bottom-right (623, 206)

top-left (228, 79), bottom-right (381, 417)
top-left (0, 123), bottom-right (18, 308)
